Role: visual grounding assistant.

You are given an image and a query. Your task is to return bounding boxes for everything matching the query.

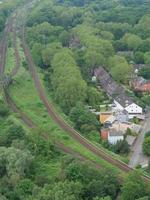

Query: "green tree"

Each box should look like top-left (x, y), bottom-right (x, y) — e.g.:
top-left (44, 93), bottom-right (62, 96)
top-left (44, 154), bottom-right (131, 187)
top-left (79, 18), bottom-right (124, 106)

top-left (109, 56), bottom-right (132, 83)
top-left (134, 51), bottom-right (144, 64)
top-left (122, 33), bottom-right (142, 50)
top-left (84, 49), bottom-right (105, 69)
top-left (121, 171), bottom-right (147, 200)
top-left (143, 136), bottom-right (150, 156)
top-left (87, 87), bottom-right (105, 107)
top-left (52, 49), bottom-right (87, 111)
top-left (139, 67), bottom-right (150, 80)
top-left (0, 147), bottom-right (33, 186)
top-left (69, 102), bottom-right (99, 133)
top-left (144, 51), bottom-right (150, 64)
top-left (15, 179), bottom-right (34, 199)
top-left (93, 197), bottom-right (111, 200)
top-left (0, 101), bottom-right (9, 117)
top-left (31, 43), bottom-right (43, 66)
top-left (113, 140), bottom-right (129, 154)
top-left (59, 30), bottom-right (70, 46)
top-left (35, 181), bottom-right (83, 200)
top-left (42, 42), bottom-right (62, 67)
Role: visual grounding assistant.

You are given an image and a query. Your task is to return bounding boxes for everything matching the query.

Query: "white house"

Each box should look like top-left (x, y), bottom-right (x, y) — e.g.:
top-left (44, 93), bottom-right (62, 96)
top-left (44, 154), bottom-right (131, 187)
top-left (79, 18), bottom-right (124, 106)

top-left (108, 129), bottom-right (124, 145)
top-left (114, 99), bottom-right (143, 119)
top-left (125, 103), bottom-right (143, 116)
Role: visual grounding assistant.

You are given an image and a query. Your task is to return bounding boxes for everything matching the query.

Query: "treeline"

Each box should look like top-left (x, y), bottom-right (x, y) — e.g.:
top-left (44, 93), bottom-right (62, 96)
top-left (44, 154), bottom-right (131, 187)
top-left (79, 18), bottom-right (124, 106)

top-left (0, 100), bottom-right (149, 200)
top-left (0, 0), bottom-right (31, 35)
top-left (25, 0), bottom-right (150, 136)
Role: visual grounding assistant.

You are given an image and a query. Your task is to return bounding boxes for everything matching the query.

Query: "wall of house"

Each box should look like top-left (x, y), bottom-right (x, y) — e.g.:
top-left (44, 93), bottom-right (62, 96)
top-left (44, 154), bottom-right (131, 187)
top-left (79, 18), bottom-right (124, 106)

top-left (108, 135), bottom-right (124, 145)
top-left (125, 103), bottom-right (142, 114)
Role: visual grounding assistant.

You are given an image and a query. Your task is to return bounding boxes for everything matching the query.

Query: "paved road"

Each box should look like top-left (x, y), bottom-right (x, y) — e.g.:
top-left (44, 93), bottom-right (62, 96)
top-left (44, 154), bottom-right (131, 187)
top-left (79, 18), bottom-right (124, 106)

top-left (129, 113), bottom-right (150, 168)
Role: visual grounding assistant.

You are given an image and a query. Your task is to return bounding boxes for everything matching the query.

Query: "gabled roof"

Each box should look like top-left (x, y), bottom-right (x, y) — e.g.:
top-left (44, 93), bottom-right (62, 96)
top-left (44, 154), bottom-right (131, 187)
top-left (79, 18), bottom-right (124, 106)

top-left (109, 129), bottom-right (124, 137)
top-left (94, 67), bottom-right (133, 108)
top-left (115, 93), bottom-right (133, 108)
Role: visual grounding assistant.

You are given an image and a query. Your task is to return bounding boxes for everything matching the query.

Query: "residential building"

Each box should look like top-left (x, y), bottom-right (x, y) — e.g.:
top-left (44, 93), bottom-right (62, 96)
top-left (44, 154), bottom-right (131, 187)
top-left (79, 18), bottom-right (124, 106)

top-left (94, 67), bottom-right (143, 118)
top-left (126, 135), bottom-right (136, 147)
top-left (108, 129), bottom-right (124, 145)
top-left (99, 112), bottom-right (113, 124)
top-left (100, 129), bottom-right (109, 140)
top-left (132, 77), bottom-right (150, 92)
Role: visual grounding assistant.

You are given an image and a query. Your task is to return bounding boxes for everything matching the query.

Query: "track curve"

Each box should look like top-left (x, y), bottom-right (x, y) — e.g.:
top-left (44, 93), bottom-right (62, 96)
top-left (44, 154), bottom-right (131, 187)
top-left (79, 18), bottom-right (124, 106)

top-left (3, 18), bottom-right (102, 170)
top-left (21, 26), bottom-right (136, 174)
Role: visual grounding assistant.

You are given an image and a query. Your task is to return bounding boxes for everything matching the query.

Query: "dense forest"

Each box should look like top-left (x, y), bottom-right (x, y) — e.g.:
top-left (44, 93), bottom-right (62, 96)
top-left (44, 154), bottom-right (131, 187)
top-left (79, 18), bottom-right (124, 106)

top-left (1, 0), bottom-right (150, 199)
top-left (26, 0), bottom-right (150, 148)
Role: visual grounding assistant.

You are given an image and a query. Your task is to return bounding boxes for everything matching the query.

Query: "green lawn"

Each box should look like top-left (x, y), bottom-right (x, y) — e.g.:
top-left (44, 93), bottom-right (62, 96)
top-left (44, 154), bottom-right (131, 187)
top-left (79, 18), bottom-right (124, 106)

top-left (5, 47), bottom-right (15, 74)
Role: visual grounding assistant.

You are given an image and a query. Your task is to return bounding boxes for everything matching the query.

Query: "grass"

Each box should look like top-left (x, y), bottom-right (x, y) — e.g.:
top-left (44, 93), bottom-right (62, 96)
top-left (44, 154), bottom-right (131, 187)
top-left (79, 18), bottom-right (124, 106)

top-left (38, 69), bottom-right (128, 163)
top-left (8, 67), bottom-right (124, 173)
top-left (5, 47), bottom-right (15, 74)
top-left (6, 45), bottom-right (126, 176)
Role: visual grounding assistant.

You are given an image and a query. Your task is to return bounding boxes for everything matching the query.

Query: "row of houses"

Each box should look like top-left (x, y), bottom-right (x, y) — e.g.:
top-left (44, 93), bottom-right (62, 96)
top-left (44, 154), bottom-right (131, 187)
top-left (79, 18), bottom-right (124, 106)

top-left (100, 111), bottom-right (141, 145)
top-left (94, 67), bottom-right (143, 119)
top-left (93, 67), bottom-right (144, 146)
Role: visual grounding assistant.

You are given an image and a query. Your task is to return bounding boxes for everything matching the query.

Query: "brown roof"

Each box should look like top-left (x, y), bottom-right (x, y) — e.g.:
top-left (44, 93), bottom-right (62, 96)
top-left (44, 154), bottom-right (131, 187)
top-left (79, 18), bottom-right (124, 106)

top-left (101, 129), bottom-right (109, 140)
top-left (132, 77), bottom-right (150, 92)
top-left (100, 112), bottom-right (113, 124)
top-left (94, 67), bottom-right (133, 107)
top-left (109, 129), bottom-right (124, 137)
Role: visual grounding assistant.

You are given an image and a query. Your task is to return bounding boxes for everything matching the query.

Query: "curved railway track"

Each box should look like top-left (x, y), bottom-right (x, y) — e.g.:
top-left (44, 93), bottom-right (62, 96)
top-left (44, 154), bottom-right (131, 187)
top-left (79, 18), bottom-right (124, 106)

top-left (21, 25), bottom-right (137, 175)
top-left (0, 17), bottom-right (13, 75)
top-left (1, 3), bottom-right (150, 182)
top-left (3, 18), bottom-right (102, 171)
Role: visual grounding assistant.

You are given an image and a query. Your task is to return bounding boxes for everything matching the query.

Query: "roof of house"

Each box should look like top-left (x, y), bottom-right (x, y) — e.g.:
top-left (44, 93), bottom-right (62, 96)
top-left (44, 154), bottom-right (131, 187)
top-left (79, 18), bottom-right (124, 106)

top-left (108, 129), bottom-right (124, 137)
top-left (115, 93), bottom-right (133, 108)
top-left (130, 124), bottom-right (141, 133)
top-left (100, 112), bottom-right (113, 124)
top-left (94, 67), bottom-right (134, 108)
top-left (115, 112), bottom-right (129, 123)
top-left (126, 135), bottom-right (136, 146)
top-left (101, 129), bottom-right (109, 140)
top-left (133, 64), bottom-right (150, 70)
top-left (94, 67), bottom-right (121, 96)
top-left (105, 115), bottom-right (116, 124)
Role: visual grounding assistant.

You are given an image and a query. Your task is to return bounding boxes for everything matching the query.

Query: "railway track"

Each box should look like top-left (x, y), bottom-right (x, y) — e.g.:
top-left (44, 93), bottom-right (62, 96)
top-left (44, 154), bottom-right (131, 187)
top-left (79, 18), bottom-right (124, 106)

top-left (21, 25), bottom-right (136, 174)
top-left (0, 17), bottom-right (13, 75)
top-left (1, 2), bottom-right (150, 182)
top-left (3, 17), bottom-right (102, 171)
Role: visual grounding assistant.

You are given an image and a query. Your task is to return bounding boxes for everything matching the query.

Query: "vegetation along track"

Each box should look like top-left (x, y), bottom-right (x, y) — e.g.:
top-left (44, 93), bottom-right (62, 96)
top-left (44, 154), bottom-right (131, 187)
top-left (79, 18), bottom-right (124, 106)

top-left (21, 25), bottom-right (146, 176)
top-left (3, 17), bottom-right (102, 170)
top-left (0, 17), bottom-right (13, 75)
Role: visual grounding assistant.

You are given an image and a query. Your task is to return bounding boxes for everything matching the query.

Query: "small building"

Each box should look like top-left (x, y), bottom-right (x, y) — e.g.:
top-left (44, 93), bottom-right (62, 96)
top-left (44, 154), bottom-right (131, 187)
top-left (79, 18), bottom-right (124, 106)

top-left (99, 112), bottom-right (113, 124)
top-left (125, 103), bottom-right (143, 117)
top-left (115, 111), bottom-right (129, 123)
top-left (111, 121), bottom-right (141, 134)
top-left (94, 67), bottom-right (143, 118)
top-left (132, 77), bottom-right (150, 92)
top-left (100, 129), bottom-right (109, 140)
top-left (126, 135), bottom-right (136, 146)
top-left (108, 129), bottom-right (124, 145)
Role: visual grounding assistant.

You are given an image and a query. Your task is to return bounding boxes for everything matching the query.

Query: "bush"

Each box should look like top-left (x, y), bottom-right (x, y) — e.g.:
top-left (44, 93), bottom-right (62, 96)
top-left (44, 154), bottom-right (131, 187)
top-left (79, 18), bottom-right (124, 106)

top-left (113, 140), bottom-right (130, 154)
top-left (0, 102), bottom-right (9, 117)
top-left (143, 136), bottom-right (150, 156)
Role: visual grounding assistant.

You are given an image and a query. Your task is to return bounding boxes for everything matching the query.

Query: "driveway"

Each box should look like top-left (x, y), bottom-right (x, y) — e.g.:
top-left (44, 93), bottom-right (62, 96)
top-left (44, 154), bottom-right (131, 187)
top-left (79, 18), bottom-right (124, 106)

top-left (129, 113), bottom-right (150, 168)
